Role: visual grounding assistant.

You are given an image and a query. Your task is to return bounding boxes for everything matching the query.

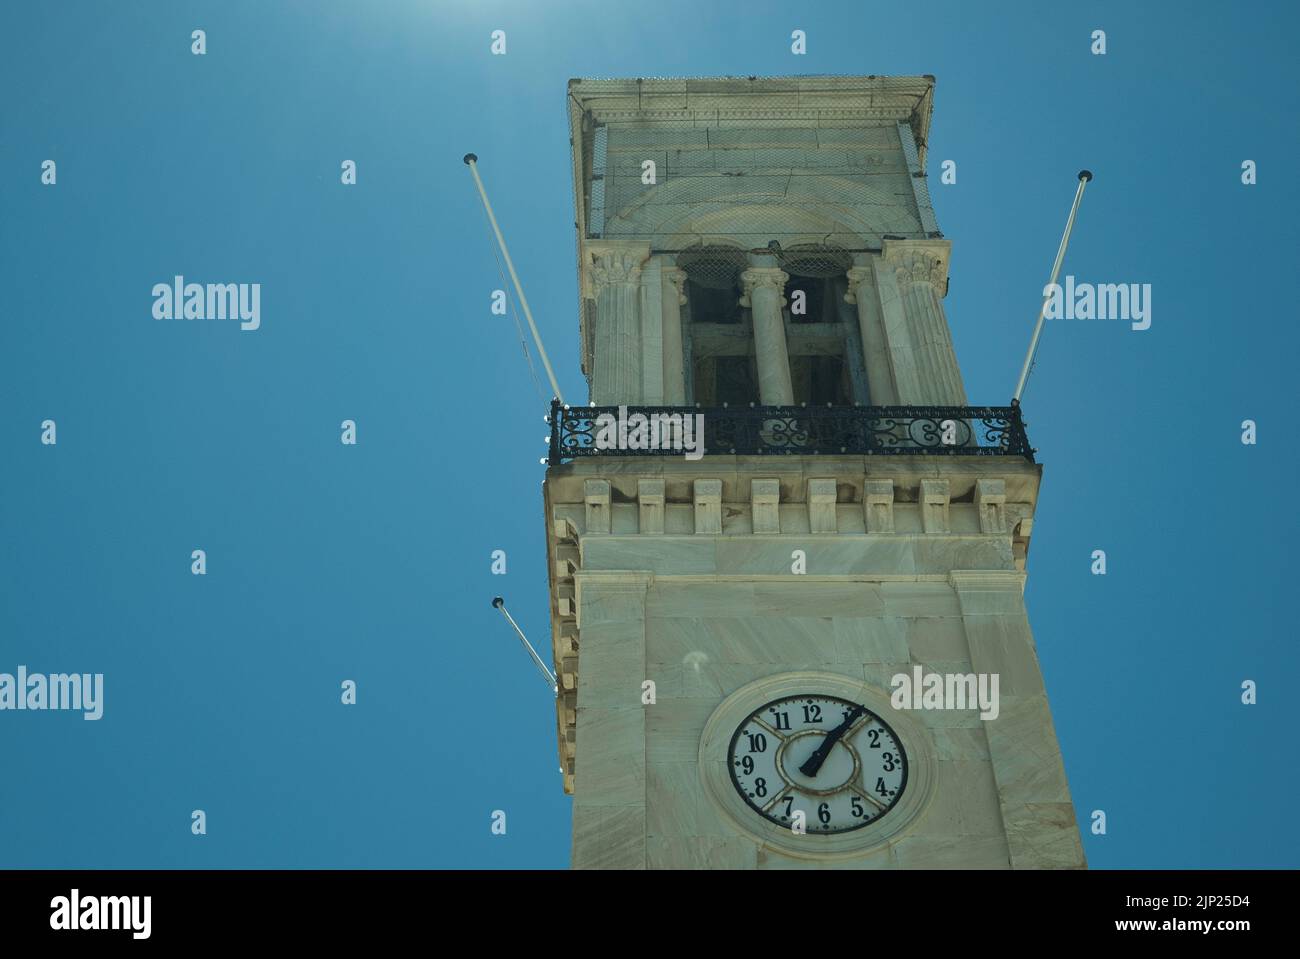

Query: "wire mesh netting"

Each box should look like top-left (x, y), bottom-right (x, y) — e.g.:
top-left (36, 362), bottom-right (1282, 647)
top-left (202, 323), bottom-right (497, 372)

top-left (676, 244), bottom-right (748, 290)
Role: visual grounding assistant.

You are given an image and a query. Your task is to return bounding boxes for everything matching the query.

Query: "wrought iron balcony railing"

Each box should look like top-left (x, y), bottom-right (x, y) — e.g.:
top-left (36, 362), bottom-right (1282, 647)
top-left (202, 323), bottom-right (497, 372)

top-left (547, 400), bottom-right (1034, 466)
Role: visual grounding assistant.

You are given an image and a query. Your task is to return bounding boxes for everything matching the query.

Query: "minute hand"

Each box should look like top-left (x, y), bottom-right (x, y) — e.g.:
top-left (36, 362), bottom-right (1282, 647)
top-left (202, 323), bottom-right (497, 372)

top-left (799, 705), bottom-right (865, 777)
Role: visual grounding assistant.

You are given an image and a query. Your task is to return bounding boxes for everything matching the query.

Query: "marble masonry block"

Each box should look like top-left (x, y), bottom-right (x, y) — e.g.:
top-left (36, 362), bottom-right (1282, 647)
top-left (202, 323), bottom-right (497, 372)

top-left (880, 582), bottom-right (962, 617)
top-left (575, 577), bottom-right (650, 627)
top-left (581, 536), bottom-right (716, 575)
top-left (693, 479), bottom-right (723, 534)
top-left (905, 616), bottom-right (970, 662)
top-left (920, 478), bottom-right (951, 533)
top-left (637, 478), bottom-right (666, 534)
top-left (577, 621), bottom-right (646, 708)
top-left (553, 514), bottom-right (578, 543)
top-left (713, 539), bottom-right (811, 576)
top-left (861, 662), bottom-right (917, 696)
top-left (983, 694), bottom-right (1074, 805)
top-left (752, 582), bottom-right (886, 617)
top-left (680, 662), bottom-right (850, 699)
top-left (776, 503), bottom-right (811, 534)
top-left (949, 570), bottom-right (1027, 615)
top-left (663, 504), bottom-right (695, 534)
top-left (644, 662), bottom-right (685, 701)
top-left (974, 479), bottom-right (1008, 535)
top-left (611, 503), bottom-right (639, 534)
top-left (835, 504), bottom-right (867, 534)
top-left (720, 505), bottom-right (753, 535)
top-left (646, 583), bottom-right (756, 618)
top-left (751, 478), bottom-right (781, 533)
top-left (891, 834), bottom-right (1011, 869)
top-left (864, 479), bottom-right (895, 533)
top-left (946, 504), bottom-right (984, 534)
top-left (573, 706), bottom-right (646, 805)
top-left (1002, 803), bottom-right (1087, 869)
top-left (646, 761), bottom-right (729, 839)
top-left (961, 615), bottom-right (1045, 697)
top-left (715, 537), bottom-right (917, 577)
top-left (832, 616), bottom-right (910, 663)
top-left (571, 804), bottom-right (646, 870)
top-left (807, 478), bottom-right (839, 533)
top-left (648, 616), bottom-right (840, 665)
top-left (757, 845), bottom-right (896, 870)
top-left (584, 479), bottom-right (611, 534)
top-left (924, 760), bottom-right (1006, 837)
top-left (648, 837), bottom-right (759, 870)
top-left (913, 536), bottom-right (1016, 574)
top-left (559, 690), bottom-right (578, 728)
top-left (646, 698), bottom-right (717, 763)
top-left (931, 725), bottom-right (992, 761)
top-left (890, 504), bottom-right (924, 534)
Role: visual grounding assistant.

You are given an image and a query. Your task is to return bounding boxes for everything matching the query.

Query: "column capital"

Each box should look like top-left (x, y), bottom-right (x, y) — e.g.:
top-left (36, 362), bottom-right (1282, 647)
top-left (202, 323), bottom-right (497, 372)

top-left (589, 252), bottom-right (645, 288)
top-left (843, 265), bottom-right (876, 303)
top-left (585, 241), bottom-right (651, 290)
top-left (662, 266), bottom-right (688, 305)
top-left (739, 266), bottom-right (789, 307)
top-left (882, 238), bottom-right (952, 296)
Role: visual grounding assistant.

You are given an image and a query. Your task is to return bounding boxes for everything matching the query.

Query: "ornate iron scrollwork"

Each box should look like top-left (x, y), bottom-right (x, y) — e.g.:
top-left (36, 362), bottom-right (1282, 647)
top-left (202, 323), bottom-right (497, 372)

top-left (547, 402), bottom-right (1033, 465)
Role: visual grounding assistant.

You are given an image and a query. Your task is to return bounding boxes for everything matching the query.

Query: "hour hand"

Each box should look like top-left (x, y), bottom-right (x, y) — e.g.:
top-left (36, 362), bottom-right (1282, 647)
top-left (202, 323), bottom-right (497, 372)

top-left (798, 705), bottom-right (864, 777)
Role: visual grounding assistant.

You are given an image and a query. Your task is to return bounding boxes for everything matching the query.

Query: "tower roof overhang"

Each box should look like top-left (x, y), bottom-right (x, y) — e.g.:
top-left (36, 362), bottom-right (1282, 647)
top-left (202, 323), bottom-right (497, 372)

top-left (565, 75), bottom-right (937, 367)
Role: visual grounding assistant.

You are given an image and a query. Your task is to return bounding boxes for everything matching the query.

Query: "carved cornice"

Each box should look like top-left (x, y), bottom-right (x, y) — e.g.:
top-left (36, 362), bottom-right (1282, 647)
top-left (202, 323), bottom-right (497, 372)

top-left (738, 267), bottom-right (789, 308)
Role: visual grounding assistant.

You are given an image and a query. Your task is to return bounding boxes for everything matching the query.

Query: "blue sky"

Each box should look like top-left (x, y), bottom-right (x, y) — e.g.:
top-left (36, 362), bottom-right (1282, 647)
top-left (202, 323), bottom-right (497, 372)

top-left (1, 0), bottom-right (1296, 868)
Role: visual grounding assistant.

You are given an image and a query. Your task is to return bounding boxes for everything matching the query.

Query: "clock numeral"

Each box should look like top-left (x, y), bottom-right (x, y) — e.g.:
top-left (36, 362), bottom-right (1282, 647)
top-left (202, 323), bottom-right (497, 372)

top-left (782, 795), bottom-right (795, 817)
top-left (867, 729), bottom-right (881, 749)
top-left (851, 795), bottom-right (865, 818)
top-left (876, 777), bottom-right (890, 798)
top-left (882, 751), bottom-right (896, 772)
top-left (817, 802), bottom-right (831, 825)
top-left (740, 755), bottom-right (754, 775)
top-left (772, 711), bottom-right (791, 731)
top-left (802, 704), bottom-right (822, 724)
top-left (746, 732), bottom-right (768, 753)
top-left (754, 777), bottom-right (768, 798)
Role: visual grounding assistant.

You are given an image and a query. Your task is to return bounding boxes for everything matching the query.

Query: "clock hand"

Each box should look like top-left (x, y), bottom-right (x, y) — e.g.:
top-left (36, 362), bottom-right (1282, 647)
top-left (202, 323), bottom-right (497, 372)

top-left (798, 704), bottom-right (865, 777)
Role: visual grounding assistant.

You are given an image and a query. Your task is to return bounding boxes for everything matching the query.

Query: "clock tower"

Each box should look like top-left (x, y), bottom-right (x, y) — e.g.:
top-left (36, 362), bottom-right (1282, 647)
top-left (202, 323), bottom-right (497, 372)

top-left (544, 76), bottom-right (1085, 869)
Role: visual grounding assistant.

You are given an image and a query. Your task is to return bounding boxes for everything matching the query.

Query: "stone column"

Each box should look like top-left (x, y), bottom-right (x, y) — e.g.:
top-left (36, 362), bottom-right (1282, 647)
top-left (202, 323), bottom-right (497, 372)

top-left (948, 570), bottom-right (1087, 869)
top-left (639, 258), bottom-right (664, 405)
top-left (571, 570), bottom-right (653, 870)
top-left (883, 239), bottom-right (967, 405)
top-left (739, 261), bottom-right (794, 406)
top-left (845, 258), bottom-right (898, 405)
top-left (588, 244), bottom-right (648, 405)
top-left (661, 266), bottom-right (688, 405)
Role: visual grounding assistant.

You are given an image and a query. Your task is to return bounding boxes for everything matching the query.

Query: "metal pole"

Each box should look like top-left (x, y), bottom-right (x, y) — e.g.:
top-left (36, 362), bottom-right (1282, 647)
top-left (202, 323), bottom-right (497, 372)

top-left (464, 154), bottom-right (565, 406)
top-left (1013, 170), bottom-right (1093, 404)
top-left (491, 596), bottom-right (557, 694)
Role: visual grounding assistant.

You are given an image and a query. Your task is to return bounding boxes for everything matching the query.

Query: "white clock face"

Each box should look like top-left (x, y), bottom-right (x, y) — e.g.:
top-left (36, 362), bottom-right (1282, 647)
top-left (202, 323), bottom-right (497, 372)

top-left (727, 694), bottom-right (907, 834)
